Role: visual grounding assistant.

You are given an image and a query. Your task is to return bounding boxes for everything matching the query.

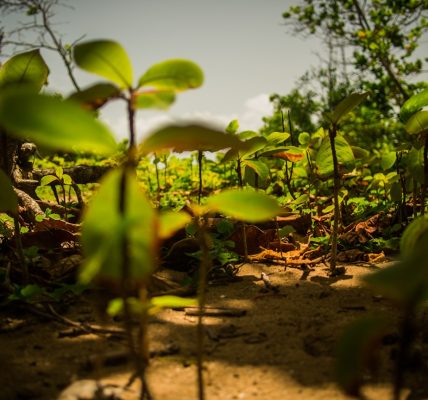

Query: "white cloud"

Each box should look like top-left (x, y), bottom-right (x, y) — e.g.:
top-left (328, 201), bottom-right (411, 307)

top-left (98, 93), bottom-right (273, 143)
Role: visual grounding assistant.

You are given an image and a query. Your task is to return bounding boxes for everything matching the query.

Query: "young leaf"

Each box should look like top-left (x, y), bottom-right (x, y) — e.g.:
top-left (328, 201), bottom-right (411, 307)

top-left (0, 88), bottom-right (117, 155)
top-left (150, 295), bottom-right (197, 309)
top-left (138, 59), bottom-right (203, 91)
top-left (240, 136), bottom-right (267, 159)
top-left (400, 88), bottom-right (428, 123)
top-left (225, 119), bottom-right (239, 134)
top-left (316, 135), bottom-right (355, 178)
top-left (74, 40), bottom-right (133, 89)
top-left (266, 131), bottom-right (291, 145)
top-left (68, 83), bottom-right (121, 110)
top-left (206, 189), bottom-right (281, 222)
top-left (329, 92), bottom-right (369, 125)
top-left (381, 151), bottom-right (396, 170)
top-left (0, 169), bottom-right (18, 213)
top-left (159, 210), bottom-right (191, 239)
top-left (243, 159), bottom-right (269, 181)
top-left (0, 49), bottom-right (49, 91)
top-left (133, 90), bottom-right (176, 110)
top-left (80, 169), bottom-right (157, 284)
top-left (40, 175), bottom-right (58, 186)
top-left (140, 123), bottom-right (245, 153)
top-left (405, 110), bottom-right (428, 136)
top-left (62, 174), bottom-right (73, 185)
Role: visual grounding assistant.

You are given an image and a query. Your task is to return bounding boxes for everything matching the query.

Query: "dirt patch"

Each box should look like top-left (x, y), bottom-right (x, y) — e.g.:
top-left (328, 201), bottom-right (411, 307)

top-left (1, 262), bottom-right (427, 400)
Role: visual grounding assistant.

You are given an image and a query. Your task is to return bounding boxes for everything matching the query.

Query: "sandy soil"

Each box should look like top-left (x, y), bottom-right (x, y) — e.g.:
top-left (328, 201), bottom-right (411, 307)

top-left (1, 261), bottom-right (427, 400)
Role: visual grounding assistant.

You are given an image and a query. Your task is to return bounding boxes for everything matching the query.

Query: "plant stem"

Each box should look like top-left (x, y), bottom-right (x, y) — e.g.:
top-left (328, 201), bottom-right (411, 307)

top-left (196, 218), bottom-right (211, 400)
top-left (421, 135), bottom-right (428, 215)
top-left (328, 124), bottom-right (340, 273)
top-left (13, 216), bottom-right (28, 284)
top-left (236, 158), bottom-right (248, 261)
top-left (198, 150), bottom-right (203, 205)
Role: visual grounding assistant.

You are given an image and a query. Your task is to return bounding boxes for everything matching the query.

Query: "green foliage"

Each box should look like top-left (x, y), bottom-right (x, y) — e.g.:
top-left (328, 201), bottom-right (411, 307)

top-left (140, 123), bottom-right (245, 153)
top-left (400, 88), bottom-right (428, 123)
top-left (328, 92), bottom-right (370, 125)
top-left (0, 49), bottom-right (49, 91)
top-left (205, 189), bottom-right (281, 223)
top-left (80, 169), bottom-right (157, 284)
top-left (138, 59), bottom-right (204, 91)
top-left (74, 40), bottom-right (133, 88)
top-left (159, 210), bottom-right (191, 239)
top-left (405, 111), bottom-right (428, 136)
top-left (0, 88), bottom-right (117, 155)
top-left (315, 135), bottom-right (355, 178)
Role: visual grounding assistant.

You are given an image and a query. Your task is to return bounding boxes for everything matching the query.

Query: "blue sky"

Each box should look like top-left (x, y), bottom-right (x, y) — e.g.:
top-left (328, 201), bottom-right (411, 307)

top-left (2, 1), bottom-right (324, 140)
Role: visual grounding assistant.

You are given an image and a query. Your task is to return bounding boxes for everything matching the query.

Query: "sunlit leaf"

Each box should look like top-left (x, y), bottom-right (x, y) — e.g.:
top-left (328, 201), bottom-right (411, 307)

top-left (298, 132), bottom-right (310, 146)
top-left (40, 175), bottom-right (58, 186)
top-left (315, 135), bottom-right (355, 178)
top-left (328, 92), bottom-right (369, 125)
top-left (62, 174), bottom-right (73, 185)
top-left (138, 59), bottom-right (203, 91)
top-left (266, 131), bottom-right (290, 145)
top-left (400, 88), bottom-right (428, 123)
top-left (0, 169), bottom-right (18, 213)
top-left (243, 159), bottom-right (269, 180)
top-left (238, 130), bottom-right (258, 140)
top-left (0, 88), bottom-right (117, 155)
top-left (206, 189), bottom-right (281, 222)
top-left (381, 151), bottom-right (396, 170)
top-left (405, 110), bottom-right (428, 136)
top-left (74, 40), bottom-right (133, 88)
top-left (225, 119), bottom-right (239, 134)
top-left (0, 49), bottom-right (49, 91)
top-left (68, 83), bottom-right (121, 110)
top-left (80, 169), bottom-right (157, 284)
top-left (336, 316), bottom-right (389, 397)
top-left (400, 215), bottom-right (428, 259)
top-left (159, 210), bottom-right (191, 239)
top-left (133, 90), bottom-right (176, 110)
top-left (150, 295), bottom-right (197, 309)
top-left (241, 136), bottom-right (267, 159)
top-left (140, 123), bottom-right (245, 153)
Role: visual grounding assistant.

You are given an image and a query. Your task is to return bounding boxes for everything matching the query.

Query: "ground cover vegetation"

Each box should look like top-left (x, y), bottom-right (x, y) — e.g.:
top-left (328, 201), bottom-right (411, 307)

top-left (1, 1), bottom-right (428, 399)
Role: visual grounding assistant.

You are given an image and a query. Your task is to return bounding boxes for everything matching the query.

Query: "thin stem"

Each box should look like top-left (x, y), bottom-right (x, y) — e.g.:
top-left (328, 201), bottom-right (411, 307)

top-left (421, 135), bottom-right (428, 215)
top-left (198, 150), bottom-right (203, 205)
top-left (196, 218), bottom-right (211, 400)
top-left (13, 216), bottom-right (28, 284)
top-left (329, 125), bottom-right (340, 273)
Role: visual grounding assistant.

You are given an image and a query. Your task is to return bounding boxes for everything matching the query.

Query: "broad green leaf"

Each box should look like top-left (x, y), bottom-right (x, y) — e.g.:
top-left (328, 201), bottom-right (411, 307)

top-left (62, 174), bottom-right (73, 185)
top-left (159, 210), bottom-right (191, 239)
top-left (238, 130), bottom-right (258, 140)
top-left (405, 110), bottom-right (428, 136)
top-left (55, 166), bottom-right (63, 180)
top-left (292, 193), bottom-right (309, 206)
top-left (140, 123), bottom-right (245, 153)
top-left (133, 90), bottom-right (176, 110)
top-left (243, 159), bottom-right (269, 180)
top-left (400, 215), bottom-right (428, 259)
top-left (206, 189), bottom-right (281, 222)
top-left (40, 175), bottom-right (58, 186)
top-left (400, 88), bottom-right (428, 123)
top-left (0, 169), bottom-right (18, 213)
top-left (244, 165), bottom-right (269, 189)
top-left (0, 49), bottom-right (49, 91)
top-left (221, 148), bottom-right (239, 163)
top-left (0, 88), bottom-right (117, 155)
top-left (150, 295), bottom-right (197, 309)
top-left (270, 146), bottom-right (305, 163)
top-left (80, 168), bottom-right (157, 283)
top-left (68, 83), bottom-right (120, 110)
top-left (74, 40), bottom-right (133, 89)
top-left (336, 316), bottom-right (388, 397)
top-left (381, 151), bottom-right (396, 170)
top-left (298, 132), bottom-right (310, 146)
top-left (315, 135), bottom-right (355, 178)
top-left (329, 92), bottom-right (369, 125)
top-left (351, 146), bottom-right (370, 160)
top-left (138, 59), bottom-right (203, 91)
top-left (405, 147), bottom-right (424, 184)
top-left (266, 131), bottom-right (290, 145)
top-left (240, 136), bottom-right (267, 159)
top-left (258, 146), bottom-right (293, 157)
top-left (225, 119), bottom-right (239, 134)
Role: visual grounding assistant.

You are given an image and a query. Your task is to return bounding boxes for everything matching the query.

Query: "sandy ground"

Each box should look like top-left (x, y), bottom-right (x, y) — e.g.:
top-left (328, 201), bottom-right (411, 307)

top-left (1, 262), bottom-right (427, 400)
